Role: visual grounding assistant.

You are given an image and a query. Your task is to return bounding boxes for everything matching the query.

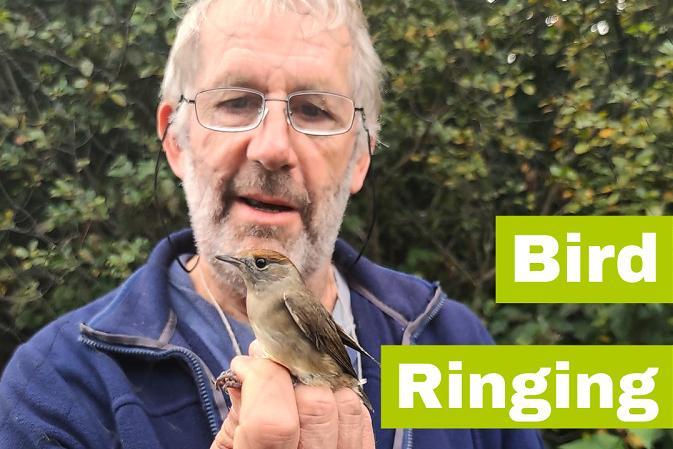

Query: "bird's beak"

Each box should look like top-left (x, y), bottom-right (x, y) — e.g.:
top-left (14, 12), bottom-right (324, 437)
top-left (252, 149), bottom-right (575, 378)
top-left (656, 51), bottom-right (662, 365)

top-left (215, 255), bottom-right (243, 267)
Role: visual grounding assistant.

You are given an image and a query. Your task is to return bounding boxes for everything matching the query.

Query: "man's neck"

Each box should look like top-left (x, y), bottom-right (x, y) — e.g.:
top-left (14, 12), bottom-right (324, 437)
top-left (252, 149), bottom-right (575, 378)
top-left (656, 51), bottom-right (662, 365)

top-left (187, 255), bottom-right (338, 322)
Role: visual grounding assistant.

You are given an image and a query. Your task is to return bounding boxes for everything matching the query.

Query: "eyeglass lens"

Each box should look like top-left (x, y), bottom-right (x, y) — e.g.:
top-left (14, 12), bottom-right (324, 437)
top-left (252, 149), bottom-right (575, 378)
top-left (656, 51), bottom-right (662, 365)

top-left (193, 89), bottom-right (354, 135)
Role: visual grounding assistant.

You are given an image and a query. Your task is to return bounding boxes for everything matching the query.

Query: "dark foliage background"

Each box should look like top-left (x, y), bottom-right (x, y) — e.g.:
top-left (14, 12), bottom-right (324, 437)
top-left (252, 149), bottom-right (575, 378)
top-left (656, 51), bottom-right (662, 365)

top-left (1, 0), bottom-right (672, 447)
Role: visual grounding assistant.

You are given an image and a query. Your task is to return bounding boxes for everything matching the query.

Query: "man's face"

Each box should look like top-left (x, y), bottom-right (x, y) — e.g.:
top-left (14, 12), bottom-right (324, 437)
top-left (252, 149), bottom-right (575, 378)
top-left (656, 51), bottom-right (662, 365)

top-left (169, 2), bottom-right (369, 291)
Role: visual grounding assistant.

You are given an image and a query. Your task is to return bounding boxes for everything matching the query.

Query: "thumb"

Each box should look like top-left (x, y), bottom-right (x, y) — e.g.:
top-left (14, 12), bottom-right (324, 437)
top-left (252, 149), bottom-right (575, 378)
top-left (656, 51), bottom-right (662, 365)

top-left (248, 339), bottom-right (266, 358)
top-left (228, 386), bottom-right (242, 412)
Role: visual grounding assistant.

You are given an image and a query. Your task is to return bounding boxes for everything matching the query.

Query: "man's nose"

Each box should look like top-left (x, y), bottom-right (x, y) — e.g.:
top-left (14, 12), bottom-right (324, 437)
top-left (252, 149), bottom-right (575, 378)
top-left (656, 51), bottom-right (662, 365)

top-left (246, 101), bottom-right (297, 171)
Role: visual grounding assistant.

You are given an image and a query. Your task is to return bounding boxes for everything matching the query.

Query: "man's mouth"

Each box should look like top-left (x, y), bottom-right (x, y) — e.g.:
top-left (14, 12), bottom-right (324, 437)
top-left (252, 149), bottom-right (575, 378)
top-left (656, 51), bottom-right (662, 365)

top-left (239, 196), bottom-right (295, 213)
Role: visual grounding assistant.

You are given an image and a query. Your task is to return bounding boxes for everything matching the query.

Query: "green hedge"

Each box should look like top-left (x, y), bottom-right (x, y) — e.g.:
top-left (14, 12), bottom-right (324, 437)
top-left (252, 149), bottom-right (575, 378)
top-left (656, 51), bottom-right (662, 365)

top-left (2, 1), bottom-right (672, 447)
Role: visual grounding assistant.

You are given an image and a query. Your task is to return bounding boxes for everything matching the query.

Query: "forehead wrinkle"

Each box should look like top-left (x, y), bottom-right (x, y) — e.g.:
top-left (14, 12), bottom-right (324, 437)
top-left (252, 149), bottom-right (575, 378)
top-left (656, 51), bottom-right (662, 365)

top-left (201, 44), bottom-right (352, 95)
top-left (201, 55), bottom-right (344, 93)
top-left (201, 0), bottom-right (350, 50)
top-left (198, 1), bottom-right (352, 88)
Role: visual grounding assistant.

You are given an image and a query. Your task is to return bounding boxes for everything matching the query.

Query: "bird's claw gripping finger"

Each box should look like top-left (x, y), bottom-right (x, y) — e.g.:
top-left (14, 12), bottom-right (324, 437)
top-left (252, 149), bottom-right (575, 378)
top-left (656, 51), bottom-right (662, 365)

top-left (215, 368), bottom-right (241, 391)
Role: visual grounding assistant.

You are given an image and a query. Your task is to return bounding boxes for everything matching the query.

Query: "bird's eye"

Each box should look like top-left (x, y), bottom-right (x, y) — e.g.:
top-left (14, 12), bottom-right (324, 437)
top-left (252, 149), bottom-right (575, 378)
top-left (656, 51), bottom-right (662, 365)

top-left (254, 257), bottom-right (268, 269)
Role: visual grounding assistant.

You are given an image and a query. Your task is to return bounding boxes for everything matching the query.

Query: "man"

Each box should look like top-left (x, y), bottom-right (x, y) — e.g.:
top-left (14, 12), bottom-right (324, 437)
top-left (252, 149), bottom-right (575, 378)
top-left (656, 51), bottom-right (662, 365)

top-left (1, 1), bottom-right (544, 448)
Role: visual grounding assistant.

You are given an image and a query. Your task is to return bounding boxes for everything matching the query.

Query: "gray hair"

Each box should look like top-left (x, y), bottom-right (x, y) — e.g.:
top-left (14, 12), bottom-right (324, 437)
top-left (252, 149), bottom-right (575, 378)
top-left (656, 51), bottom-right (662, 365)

top-left (160, 0), bottom-right (383, 143)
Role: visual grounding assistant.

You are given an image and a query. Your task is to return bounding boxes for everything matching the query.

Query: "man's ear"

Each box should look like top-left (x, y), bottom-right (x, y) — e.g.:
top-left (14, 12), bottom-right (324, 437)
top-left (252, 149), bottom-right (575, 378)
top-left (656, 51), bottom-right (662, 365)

top-left (157, 101), bottom-right (185, 180)
top-left (349, 134), bottom-right (375, 194)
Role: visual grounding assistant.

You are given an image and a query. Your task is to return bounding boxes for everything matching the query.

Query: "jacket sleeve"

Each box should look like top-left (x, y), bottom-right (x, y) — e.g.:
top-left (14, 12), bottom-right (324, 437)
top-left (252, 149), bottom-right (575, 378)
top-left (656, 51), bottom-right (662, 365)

top-left (0, 326), bottom-right (118, 449)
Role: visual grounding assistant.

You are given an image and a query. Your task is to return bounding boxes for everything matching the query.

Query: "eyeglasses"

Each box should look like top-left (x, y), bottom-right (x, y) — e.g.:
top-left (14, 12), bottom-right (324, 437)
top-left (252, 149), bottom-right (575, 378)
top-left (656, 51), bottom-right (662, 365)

top-left (179, 87), bottom-right (364, 136)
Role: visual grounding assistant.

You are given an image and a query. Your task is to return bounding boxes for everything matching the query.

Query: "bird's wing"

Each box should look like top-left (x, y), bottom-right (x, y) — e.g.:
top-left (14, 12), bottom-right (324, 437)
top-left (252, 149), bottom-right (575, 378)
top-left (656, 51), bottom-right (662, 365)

top-left (336, 326), bottom-right (380, 367)
top-left (282, 292), bottom-right (357, 378)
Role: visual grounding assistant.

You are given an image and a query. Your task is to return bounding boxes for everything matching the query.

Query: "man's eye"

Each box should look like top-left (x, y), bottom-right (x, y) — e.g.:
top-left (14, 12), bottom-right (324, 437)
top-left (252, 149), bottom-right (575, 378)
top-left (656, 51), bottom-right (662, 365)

top-left (217, 97), bottom-right (254, 111)
top-left (293, 103), bottom-right (334, 122)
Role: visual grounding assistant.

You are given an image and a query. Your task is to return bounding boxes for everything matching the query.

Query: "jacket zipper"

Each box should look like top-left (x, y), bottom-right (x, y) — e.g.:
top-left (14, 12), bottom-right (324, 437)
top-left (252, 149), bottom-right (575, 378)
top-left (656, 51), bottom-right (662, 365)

top-left (80, 335), bottom-right (221, 436)
top-left (402, 291), bottom-right (448, 449)
top-left (410, 292), bottom-right (448, 342)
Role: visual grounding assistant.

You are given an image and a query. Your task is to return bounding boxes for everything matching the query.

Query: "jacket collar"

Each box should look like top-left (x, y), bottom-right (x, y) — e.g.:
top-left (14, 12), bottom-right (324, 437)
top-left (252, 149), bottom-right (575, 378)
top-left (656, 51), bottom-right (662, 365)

top-left (333, 239), bottom-right (439, 325)
top-left (83, 230), bottom-right (439, 341)
top-left (83, 229), bottom-right (194, 342)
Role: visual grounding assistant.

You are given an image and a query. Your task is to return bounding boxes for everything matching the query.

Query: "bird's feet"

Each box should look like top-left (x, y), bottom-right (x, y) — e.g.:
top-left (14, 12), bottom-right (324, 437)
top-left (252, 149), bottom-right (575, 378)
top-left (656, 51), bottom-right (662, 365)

top-left (214, 369), bottom-right (241, 391)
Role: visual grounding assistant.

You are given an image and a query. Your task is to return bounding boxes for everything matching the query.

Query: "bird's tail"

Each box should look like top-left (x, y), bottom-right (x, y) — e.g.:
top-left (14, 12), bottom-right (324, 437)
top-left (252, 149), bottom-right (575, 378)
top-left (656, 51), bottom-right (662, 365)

top-left (356, 384), bottom-right (374, 413)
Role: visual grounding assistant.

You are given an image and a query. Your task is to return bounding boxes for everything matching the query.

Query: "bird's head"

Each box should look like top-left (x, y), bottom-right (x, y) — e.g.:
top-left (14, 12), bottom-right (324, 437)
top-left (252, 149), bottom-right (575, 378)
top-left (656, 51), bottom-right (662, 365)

top-left (215, 249), bottom-right (302, 290)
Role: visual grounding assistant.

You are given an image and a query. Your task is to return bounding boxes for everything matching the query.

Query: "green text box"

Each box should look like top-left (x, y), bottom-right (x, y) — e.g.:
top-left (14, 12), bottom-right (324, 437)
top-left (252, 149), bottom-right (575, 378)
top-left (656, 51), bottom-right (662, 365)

top-left (381, 345), bottom-right (673, 429)
top-left (496, 216), bottom-right (673, 303)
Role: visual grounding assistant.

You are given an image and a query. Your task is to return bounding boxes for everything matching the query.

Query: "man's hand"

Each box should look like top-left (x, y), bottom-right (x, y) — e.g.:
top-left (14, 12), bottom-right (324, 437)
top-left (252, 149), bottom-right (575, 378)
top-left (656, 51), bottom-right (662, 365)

top-left (211, 341), bottom-right (375, 449)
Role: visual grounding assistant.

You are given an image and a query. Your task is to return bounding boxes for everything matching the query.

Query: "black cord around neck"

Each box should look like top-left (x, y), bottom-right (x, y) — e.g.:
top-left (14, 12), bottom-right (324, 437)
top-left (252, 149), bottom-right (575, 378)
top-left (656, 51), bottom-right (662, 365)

top-left (345, 113), bottom-right (377, 275)
top-left (153, 119), bottom-right (198, 273)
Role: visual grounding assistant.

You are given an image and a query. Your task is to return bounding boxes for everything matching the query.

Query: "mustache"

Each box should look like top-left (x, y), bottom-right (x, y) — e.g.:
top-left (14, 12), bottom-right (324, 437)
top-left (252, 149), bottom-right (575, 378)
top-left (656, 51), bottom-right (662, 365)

top-left (212, 165), bottom-right (313, 226)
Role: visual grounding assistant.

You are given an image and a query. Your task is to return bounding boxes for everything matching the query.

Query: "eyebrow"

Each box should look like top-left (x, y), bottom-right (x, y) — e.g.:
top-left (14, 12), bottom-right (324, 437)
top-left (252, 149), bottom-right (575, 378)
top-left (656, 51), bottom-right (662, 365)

top-left (211, 74), bottom-right (263, 91)
top-left (208, 73), bottom-right (343, 95)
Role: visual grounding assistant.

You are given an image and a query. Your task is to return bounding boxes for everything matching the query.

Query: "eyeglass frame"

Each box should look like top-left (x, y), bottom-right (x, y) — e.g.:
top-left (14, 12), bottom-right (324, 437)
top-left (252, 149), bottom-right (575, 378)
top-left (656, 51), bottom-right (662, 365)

top-left (178, 87), bottom-right (366, 137)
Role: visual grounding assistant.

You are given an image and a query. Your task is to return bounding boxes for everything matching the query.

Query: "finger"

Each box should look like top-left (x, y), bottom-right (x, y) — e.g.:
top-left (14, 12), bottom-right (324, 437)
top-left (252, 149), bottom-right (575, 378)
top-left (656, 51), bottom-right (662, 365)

top-left (227, 386), bottom-right (242, 411)
top-left (211, 413), bottom-right (236, 449)
top-left (294, 384), bottom-right (338, 449)
top-left (360, 403), bottom-right (375, 449)
top-left (230, 355), bottom-right (300, 449)
top-left (211, 380), bottom-right (242, 449)
top-left (248, 339), bottom-right (265, 357)
top-left (334, 389), bottom-right (365, 449)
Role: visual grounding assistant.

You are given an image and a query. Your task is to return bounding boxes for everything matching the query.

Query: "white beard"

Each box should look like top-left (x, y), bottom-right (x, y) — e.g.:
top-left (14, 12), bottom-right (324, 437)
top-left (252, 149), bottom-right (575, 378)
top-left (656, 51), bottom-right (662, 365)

top-left (181, 148), bottom-right (357, 298)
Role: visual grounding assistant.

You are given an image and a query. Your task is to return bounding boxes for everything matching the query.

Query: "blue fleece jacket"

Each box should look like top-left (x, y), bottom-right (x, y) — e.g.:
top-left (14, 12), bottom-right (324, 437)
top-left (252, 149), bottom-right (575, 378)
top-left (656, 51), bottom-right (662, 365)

top-left (0, 230), bottom-right (544, 449)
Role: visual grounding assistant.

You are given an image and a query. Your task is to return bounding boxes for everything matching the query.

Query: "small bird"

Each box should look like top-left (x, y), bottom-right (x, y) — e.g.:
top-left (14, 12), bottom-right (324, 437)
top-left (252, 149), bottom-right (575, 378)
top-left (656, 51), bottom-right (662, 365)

top-left (214, 249), bottom-right (378, 411)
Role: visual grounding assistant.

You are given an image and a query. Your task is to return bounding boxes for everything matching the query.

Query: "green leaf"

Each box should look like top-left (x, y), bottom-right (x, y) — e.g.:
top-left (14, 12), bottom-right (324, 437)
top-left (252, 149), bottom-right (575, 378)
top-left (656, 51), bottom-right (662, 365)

top-left (109, 93), bottom-right (127, 107)
top-left (626, 428), bottom-right (664, 449)
top-left (73, 78), bottom-right (88, 89)
top-left (79, 58), bottom-right (94, 77)
top-left (659, 40), bottom-right (673, 56)
top-left (574, 142), bottom-right (590, 154)
top-left (522, 82), bottom-right (536, 95)
top-left (559, 432), bottom-right (625, 449)
top-left (13, 247), bottom-right (29, 259)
